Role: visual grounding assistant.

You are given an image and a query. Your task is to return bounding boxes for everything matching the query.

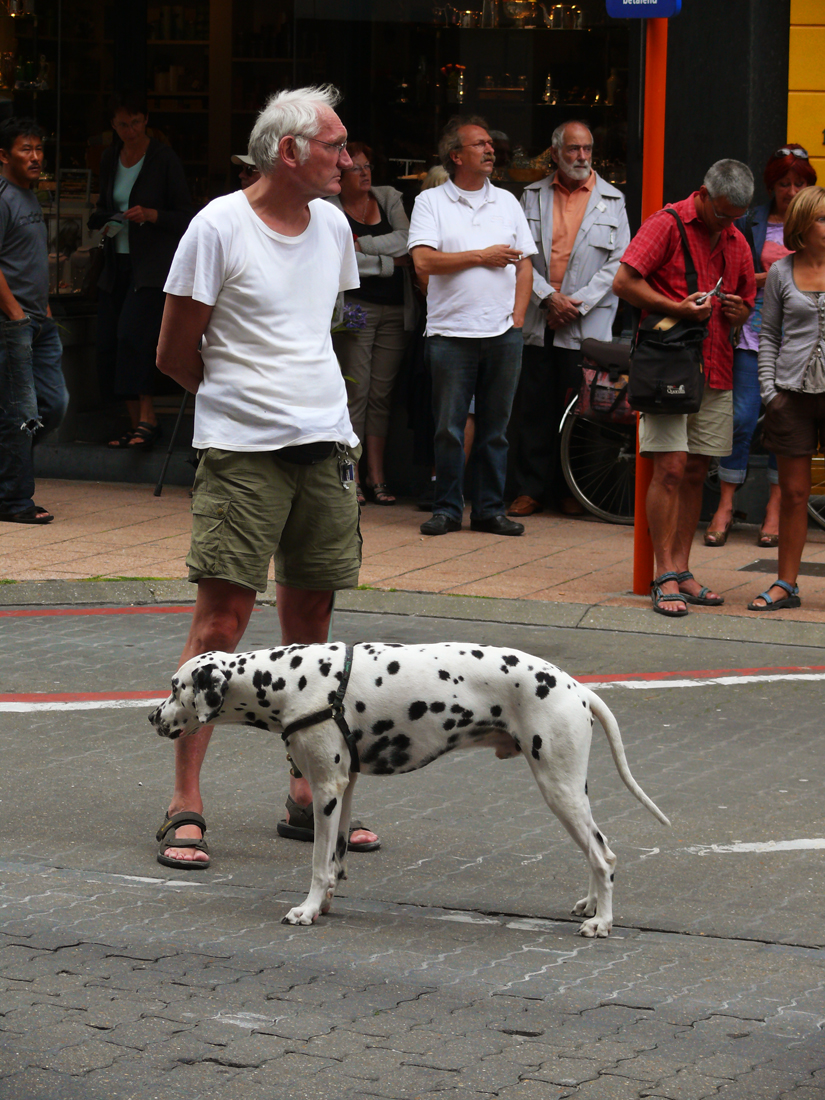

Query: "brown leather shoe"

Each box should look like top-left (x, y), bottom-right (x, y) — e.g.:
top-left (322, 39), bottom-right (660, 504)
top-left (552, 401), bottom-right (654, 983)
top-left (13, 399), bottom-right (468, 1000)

top-left (559, 496), bottom-right (586, 516)
top-left (507, 495), bottom-right (543, 517)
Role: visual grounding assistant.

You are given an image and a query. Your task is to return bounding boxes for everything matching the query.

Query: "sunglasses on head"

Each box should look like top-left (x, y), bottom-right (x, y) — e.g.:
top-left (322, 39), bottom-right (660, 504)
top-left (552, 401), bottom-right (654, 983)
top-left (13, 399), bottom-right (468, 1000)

top-left (772, 146), bottom-right (809, 160)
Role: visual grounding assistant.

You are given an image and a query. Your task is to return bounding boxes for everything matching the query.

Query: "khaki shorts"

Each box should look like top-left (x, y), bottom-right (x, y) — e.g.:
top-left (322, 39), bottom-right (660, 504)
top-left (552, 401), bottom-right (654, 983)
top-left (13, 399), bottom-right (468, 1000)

top-left (639, 384), bottom-right (733, 456)
top-left (187, 446), bottom-right (362, 593)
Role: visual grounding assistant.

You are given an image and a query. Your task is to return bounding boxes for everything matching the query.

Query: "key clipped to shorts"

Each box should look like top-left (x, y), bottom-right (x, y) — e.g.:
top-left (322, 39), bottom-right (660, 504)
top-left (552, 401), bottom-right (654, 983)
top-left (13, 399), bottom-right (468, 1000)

top-left (336, 443), bottom-right (355, 490)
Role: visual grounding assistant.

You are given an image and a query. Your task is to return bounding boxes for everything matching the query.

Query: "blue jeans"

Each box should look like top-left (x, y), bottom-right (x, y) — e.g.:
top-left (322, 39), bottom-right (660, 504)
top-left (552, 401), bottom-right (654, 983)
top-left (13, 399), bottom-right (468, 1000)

top-left (0, 315), bottom-right (67, 513)
top-left (428, 327), bottom-right (523, 521)
top-left (718, 347), bottom-right (778, 486)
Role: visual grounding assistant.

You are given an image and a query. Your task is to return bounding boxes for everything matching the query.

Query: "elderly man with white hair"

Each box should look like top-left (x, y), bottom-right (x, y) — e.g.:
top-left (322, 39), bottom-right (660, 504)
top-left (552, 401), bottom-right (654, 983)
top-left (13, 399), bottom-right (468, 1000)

top-left (153, 85), bottom-right (380, 870)
top-left (509, 120), bottom-right (630, 519)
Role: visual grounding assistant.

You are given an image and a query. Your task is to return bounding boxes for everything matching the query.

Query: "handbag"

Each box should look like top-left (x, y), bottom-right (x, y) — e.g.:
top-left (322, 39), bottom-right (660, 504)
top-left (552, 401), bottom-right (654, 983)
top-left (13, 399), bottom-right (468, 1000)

top-left (627, 208), bottom-right (707, 415)
top-left (573, 338), bottom-right (634, 425)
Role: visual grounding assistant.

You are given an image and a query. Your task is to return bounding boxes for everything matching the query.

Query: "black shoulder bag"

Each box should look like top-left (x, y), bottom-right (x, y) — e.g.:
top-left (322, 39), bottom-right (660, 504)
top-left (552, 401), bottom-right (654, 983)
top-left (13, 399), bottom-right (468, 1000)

top-left (627, 207), bottom-right (707, 415)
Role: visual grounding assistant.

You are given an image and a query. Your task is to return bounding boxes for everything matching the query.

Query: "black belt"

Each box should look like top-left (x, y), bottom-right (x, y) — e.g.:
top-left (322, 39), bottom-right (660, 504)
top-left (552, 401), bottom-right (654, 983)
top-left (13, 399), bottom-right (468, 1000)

top-left (280, 645), bottom-right (360, 772)
top-left (276, 441), bottom-right (337, 466)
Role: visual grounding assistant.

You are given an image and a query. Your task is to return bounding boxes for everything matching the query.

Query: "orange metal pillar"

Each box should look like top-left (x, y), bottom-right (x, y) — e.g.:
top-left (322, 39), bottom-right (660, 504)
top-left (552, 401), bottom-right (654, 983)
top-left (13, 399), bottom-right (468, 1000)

top-left (632, 16), bottom-right (669, 595)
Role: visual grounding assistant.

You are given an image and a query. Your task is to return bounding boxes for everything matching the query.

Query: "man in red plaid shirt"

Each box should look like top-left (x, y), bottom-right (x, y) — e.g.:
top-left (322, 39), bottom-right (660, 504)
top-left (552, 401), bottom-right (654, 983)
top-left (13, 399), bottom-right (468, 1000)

top-left (614, 160), bottom-right (756, 617)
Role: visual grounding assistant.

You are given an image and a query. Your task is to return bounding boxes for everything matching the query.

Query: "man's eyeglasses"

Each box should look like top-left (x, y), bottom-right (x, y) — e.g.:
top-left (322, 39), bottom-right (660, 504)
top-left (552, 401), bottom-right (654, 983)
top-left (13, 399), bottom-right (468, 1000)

top-left (297, 135), bottom-right (348, 156)
top-left (461, 140), bottom-right (495, 150)
top-left (343, 163), bottom-right (373, 174)
top-left (707, 196), bottom-right (736, 224)
top-left (772, 147), bottom-right (809, 160)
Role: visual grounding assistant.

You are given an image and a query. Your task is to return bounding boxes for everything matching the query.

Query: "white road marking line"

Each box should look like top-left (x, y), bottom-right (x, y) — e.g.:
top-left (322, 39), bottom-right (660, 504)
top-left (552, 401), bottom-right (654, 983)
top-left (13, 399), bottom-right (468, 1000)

top-left (685, 839), bottom-right (825, 855)
top-left (0, 698), bottom-right (166, 712)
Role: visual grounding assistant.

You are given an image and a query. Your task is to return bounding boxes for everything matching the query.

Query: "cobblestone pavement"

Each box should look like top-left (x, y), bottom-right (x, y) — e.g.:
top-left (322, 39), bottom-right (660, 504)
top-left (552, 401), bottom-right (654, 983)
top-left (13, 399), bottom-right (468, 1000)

top-left (1, 594), bottom-right (823, 1099)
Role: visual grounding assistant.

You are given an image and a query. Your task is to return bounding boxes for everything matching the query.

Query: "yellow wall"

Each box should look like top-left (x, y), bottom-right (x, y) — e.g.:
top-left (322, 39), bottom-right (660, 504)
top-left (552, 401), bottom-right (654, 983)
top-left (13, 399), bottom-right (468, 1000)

top-left (788, 0), bottom-right (825, 180)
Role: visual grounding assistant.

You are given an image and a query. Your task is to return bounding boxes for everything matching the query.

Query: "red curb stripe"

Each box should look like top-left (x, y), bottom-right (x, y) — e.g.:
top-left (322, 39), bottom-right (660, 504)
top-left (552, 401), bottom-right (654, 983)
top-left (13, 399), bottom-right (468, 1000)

top-left (575, 664), bottom-right (825, 683)
top-left (0, 606), bottom-right (194, 618)
top-left (0, 690), bottom-right (166, 703)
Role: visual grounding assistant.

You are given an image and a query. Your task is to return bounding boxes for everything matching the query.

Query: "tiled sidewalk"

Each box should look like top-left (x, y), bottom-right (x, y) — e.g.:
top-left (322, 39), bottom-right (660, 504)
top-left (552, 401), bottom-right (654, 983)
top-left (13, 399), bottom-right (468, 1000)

top-left (3, 477), bottom-right (825, 623)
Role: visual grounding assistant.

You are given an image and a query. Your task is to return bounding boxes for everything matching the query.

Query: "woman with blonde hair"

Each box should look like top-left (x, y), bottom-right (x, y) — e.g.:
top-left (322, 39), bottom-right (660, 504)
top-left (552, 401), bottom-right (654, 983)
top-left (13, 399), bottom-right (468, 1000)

top-left (748, 185), bottom-right (825, 610)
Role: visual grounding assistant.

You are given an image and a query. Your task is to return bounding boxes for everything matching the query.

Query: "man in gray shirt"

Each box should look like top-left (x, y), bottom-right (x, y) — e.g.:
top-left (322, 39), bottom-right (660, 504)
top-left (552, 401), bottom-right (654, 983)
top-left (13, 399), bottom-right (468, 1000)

top-left (0, 117), bottom-right (67, 523)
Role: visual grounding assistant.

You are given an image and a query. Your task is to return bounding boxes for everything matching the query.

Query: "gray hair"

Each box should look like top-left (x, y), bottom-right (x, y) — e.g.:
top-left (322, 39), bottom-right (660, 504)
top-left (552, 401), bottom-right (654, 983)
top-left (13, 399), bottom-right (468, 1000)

top-left (703, 159), bottom-right (754, 209)
top-left (247, 85), bottom-right (342, 175)
top-left (551, 120), bottom-right (592, 150)
top-left (438, 114), bottom-right (489, 179)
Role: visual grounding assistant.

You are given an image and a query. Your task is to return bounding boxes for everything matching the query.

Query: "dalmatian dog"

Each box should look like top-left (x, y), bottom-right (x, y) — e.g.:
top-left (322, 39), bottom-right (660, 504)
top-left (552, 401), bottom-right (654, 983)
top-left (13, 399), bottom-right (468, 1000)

top-left (149, 642), bottom-right (670, 936)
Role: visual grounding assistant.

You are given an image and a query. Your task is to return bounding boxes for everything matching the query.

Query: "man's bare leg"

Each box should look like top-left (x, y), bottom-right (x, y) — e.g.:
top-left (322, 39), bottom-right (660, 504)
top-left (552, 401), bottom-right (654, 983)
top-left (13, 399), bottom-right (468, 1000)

top-left (646, 450), bottom-right (688, 613)
top-left (277, 582), bottom-right (378, 848)
top-left (162, 578), bottom-right (257, 864)
top-left (672, 453), bottom-right (722, 602)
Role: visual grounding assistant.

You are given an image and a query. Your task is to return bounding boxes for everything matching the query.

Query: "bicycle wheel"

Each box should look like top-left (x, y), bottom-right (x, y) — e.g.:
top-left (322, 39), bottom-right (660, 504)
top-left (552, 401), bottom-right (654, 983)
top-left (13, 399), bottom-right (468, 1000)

top-left (808, 454), bottom-right (825, 530)
top-left (560, 414), bottom-right (636, 525)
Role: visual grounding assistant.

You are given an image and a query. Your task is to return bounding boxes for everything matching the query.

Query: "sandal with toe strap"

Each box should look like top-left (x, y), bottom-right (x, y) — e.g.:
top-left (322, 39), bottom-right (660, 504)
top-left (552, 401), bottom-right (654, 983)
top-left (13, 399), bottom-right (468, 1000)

top-left (276, 795), bottom-right (380, 852)
top-left (367, 482), bottom-right (396, 506)
top-left (675, 569), bottom-right (724, 606)
top-left (651, 571), bottom-right (689, 617)
top-left (108, 429), bottom-right (136, 449)
top-left (129, 421), bottom-right (162, 450)
top-left (156, 810), bottom-right (210, 870)
top-left (747, 579), bottom-right (801, 612)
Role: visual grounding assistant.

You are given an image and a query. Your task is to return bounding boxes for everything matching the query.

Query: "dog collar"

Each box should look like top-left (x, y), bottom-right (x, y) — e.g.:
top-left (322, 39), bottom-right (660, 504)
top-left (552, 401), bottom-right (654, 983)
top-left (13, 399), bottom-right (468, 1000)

top-left (279, 644), bottom-right (360, 773)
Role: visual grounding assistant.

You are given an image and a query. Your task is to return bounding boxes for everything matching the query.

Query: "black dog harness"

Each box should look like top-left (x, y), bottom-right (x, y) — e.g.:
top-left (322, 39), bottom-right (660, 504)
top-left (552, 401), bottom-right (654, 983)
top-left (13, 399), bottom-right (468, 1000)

top-left (279, 645), bottom-right (360, 773)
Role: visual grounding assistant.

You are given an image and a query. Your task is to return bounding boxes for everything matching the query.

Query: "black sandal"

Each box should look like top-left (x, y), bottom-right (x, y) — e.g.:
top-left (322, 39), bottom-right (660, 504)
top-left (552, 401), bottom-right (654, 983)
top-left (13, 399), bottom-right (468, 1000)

top-left (651, 571), bottom-right (689, 617)
top-left (276, 796), bottom-right (380, 852)
top-left (108, 429), bottom-right (136, 449)
top-left (367, 482), bottom-right (396, 506)
top-left (129, 421), bottom-right (162, 450)
top-left (156, 811), bottom-right (210, 870)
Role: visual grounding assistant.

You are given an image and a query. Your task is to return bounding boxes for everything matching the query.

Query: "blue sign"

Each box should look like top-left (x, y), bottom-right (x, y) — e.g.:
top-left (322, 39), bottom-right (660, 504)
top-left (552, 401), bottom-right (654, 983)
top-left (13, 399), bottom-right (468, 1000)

top-left (606, 0), bottom-right (681, 16)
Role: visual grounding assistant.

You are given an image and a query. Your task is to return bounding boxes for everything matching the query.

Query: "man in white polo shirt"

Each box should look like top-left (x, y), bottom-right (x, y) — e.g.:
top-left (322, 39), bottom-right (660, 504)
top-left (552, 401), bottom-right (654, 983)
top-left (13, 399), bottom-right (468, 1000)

top-left (409, 115), bottom-right (536, 536)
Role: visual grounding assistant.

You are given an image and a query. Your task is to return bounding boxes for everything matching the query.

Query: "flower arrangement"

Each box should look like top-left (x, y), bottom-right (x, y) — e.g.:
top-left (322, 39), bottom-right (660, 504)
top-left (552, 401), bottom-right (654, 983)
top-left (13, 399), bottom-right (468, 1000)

top-left (331, 302), bottom-right (368, 334)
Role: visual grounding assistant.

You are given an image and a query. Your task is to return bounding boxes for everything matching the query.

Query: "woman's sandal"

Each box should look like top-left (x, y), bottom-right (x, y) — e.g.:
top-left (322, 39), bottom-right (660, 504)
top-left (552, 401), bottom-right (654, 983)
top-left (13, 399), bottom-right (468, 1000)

top-left (704, 516), bottom-right (733, 547)
top-left (355, 483), bottom-right (366, 507)
top-left (276, 795), bottom-right (380, 852)
top-left (108, 429), bottom-right (136, 449)
top-left (651, 571), bottom-right (689, 617)
top-left (156, 810), bottom-right (210, 870)
top-left (675, 569), bottom-right (724, 606)
top-left (747, 579), bottom-right (801, 612)
top-left (367, 482), bottom-right (396, 506)
top-left (757, 529), bottom-right (779, 548)
top-left (129, 421), bottom-right (162, 450)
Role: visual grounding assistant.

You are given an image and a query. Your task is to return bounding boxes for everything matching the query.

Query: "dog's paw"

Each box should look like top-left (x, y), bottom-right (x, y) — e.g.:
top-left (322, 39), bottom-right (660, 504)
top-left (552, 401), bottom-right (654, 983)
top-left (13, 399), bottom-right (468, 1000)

top-left (281, 905), bottom-right (319, 926)
top-left (578, 916), bottom-right (612, 938)
top-left (572, 896), bottom-right (597, 918)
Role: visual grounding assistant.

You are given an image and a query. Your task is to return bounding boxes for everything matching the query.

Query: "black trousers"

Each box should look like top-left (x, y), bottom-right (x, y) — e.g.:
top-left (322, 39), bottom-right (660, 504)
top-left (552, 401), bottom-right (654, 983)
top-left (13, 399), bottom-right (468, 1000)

top-left (512, 333), bottom-right (582, 506)
top-left (96, 255), bottom-right (166, 400)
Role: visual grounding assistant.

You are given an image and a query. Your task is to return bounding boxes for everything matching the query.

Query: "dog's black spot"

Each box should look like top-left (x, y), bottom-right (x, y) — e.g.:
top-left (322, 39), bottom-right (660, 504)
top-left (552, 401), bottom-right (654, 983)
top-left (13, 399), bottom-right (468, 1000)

top-left (252, 669), bottom-right (272, 690)
top-left (471, 650), bottom-right (484, 660)
top-left (536, 685), bottom-right (550, 700)
top-left (323, 797), bottom-right (337, 817)
top-left (443, 719), bottom-right (456, 731)
top-left (438, 669), bottom-right (451, 681)
top-left (503, 654), bottom-right (519, 667)
top-left (610, 873), bottom-right (615, 882)
top-left (297, 675), bottom-right (307, 691)
top-left (595, 831), bottom-right (605, 847)
top-left (447, 732), bottom-right (460, 745)
top-left (355, 700), bottom-right (366, 713)
top-left (361, 736), bottom-right (391, 765)
top-left (512, 735), bottom-right (522, 752)
top-left (491, 705), bottom-right (502, 717)
top-left (334, 753), bottom-right (341, 764)
top-left (375, 677), bottom-right (383, 687)
top-left (337, 868), bottom-right (346, 880)
top-left (582, 699), bottom-right (587, 707)
top-left (269, 649), bottom-right (285, 662)
top-left (245, 712), bottom-right (256, 721)
top-left (531, 735), bottom-right (542, 760)
top-left (273, 677), bottom-right (285, 691)
top-left (430, 701), bottom-right (446, 713)
top-left (387, 661), bottom-right (400, 675)
top-left (336, 835), bottom-right (347, 859)
top-left (409, 700), bottom-right (427, 721)
top-left (290, 655), bottom-right (303, 669)
top-left (371, 756), bottom-right (396, 775)
top-left (585, 780), bottom-right (588, 795)
top-left (372, 719), bottom-right (395, 735)
top-left (319, 660), bottom-right (332, 677)
top-left (250, 719), bottom-right (269, 730)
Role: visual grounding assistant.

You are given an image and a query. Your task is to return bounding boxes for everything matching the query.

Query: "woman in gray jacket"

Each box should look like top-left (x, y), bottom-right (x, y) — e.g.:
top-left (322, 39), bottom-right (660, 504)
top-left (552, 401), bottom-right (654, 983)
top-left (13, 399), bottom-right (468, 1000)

top-left (748, 185), bottom-right (825, 611)
top-left (327, 143), bottom-right (414, 505)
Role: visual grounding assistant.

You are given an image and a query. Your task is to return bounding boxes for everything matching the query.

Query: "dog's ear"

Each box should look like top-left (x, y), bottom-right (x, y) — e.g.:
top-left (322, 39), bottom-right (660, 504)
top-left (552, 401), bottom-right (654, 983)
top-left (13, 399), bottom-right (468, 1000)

top-left (191, 665), bottom-right (229, 726)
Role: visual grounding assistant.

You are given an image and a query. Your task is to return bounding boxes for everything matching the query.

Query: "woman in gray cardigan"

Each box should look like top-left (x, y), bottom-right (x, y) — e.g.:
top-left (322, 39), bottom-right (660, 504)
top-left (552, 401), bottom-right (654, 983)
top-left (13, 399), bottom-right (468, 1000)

top-left (748, 186), bottom-right (825, 610)
top-left (327, 143), bottom-right (414, 505)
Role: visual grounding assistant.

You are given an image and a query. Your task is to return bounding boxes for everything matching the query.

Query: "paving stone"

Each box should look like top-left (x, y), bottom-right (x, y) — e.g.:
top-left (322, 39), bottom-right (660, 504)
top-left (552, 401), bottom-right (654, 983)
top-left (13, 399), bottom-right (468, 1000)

top-left (243, 1050), bottom-right (340, 1083)
top-left (338, 1063), bottom-right (459, 1097)
top-left (206, 1032), bottom-right (301, 1068)
top-left (37, 1039), bottom-right (122, 1074)
top-left (455, 1052), bottom-right (533, 1090)
top-left (642, 1067), bottom-right (728, 1099)
top-left (554, 1072), bottom-right (648, 1099)
top-left (0, 1067), bottom-right (94, 1100)
top-left (1, 1003), bottom-right (83, 1032)
top-left (405, 1033), bottom-right (506, 1069)
top-left (612, 1050), bottom-right (704, 1082)
top-left (495, 1081), bottom-right (571, 1100)
top-left (0, 1020), bottom-right (96, 1053)
top-left (264, 1010), bottom-right (337, 1041)
top-left (105, 1016), bottom-right (194, 1050)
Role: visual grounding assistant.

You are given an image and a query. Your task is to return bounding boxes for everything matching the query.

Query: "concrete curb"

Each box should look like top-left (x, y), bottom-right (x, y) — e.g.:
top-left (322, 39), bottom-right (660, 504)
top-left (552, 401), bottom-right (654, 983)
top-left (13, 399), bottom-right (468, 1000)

top-left (3, 577), bottom-right (825, 648)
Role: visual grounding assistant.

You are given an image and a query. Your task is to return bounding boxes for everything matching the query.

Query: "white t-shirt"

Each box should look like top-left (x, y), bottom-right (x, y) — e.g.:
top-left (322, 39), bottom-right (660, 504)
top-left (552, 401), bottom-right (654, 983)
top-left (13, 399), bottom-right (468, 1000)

top-left (408, 178), bottom-right (537, 338)
top-left (164, 190), bottom-right (360, 451)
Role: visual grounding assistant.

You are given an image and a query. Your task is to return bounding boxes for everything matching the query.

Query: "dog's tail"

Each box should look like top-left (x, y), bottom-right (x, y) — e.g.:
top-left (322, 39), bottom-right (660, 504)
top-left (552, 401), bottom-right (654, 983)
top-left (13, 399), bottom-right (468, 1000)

top-left (585, 689), bottom-right (671, 827)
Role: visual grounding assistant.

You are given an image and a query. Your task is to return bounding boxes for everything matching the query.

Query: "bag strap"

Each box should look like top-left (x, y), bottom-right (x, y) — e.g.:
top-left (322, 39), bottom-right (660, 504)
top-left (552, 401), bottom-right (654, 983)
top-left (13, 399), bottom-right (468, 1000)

top-left (741, 208), bottom-right (760, 272)
top-left (663, 207), bottom-right (699, 296)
